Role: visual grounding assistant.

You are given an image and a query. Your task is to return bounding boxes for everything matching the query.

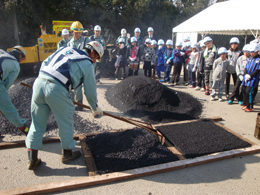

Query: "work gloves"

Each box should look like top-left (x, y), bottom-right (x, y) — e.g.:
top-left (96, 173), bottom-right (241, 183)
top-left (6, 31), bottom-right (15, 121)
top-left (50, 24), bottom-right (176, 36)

top-left (151, 61), bottom-right (154, 66)
top-left (92, 106), bottom-right (103, 118)
top-left (192, 66), bottom-right (196, 72)
top-left (166, 59), bottom-right (171, 64)
top-left (245, 74), bottom-right (251, 82)
top-left (186, 65), bottom-right (189, 70)
top-left (180, 52), bottom-right (185, 56)
top-left (239, 75), bottom-right (244, 81)
top-left (129, 57), bottom-right (136, 61)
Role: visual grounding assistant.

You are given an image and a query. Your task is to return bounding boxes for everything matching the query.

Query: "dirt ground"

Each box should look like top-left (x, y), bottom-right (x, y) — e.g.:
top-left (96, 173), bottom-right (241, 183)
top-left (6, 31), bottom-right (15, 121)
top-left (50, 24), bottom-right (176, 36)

top-left (0, 69), bottom-right (260, 194)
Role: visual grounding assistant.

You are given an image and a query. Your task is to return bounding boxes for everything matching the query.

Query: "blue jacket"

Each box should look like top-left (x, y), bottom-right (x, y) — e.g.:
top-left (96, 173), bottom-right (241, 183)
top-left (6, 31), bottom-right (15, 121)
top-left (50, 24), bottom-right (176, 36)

top-left (172, 48), bottom-right (186, 64)
top-left (157, 47), bottom-right (166, 65)
top-left (164, 48), bottom-right (174, 66)
top-left (242, 54), bottom-right (260, 88)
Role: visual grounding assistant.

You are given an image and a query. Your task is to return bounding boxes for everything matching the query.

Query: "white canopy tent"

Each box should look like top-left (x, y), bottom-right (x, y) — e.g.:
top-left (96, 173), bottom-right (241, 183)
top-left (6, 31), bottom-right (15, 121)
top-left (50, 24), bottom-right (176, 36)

top-left (172, 0), bottom-right (260, 44)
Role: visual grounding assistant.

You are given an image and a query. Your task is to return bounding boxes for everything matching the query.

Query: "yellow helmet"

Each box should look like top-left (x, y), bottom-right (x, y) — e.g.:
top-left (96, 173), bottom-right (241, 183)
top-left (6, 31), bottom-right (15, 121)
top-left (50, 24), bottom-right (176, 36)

top-left (13, 45), bottom-right (26, 57)
top-left (84, 41), bottom-right (104, 62)
top-left (70, 21), bottom-right (84, 32)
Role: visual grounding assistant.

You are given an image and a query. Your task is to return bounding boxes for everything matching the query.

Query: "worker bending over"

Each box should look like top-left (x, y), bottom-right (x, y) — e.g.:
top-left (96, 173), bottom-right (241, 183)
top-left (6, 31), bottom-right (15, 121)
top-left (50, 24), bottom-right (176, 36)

top-left (25, 41), bottom-right (104, 170)
top-left (0, 46), bottom-right (28, 136)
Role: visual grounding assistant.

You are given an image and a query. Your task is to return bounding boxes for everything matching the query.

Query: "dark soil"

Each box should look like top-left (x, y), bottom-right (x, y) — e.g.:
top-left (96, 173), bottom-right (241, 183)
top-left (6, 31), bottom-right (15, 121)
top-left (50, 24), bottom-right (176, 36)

top-left (85, 128), bottom-right (179, 175)
top-left (0, 78), bottom-right (103, 135)
top-left (105, 76), bottom-right (202, 124)
top-left (158, 120), bottom-right (252, 159)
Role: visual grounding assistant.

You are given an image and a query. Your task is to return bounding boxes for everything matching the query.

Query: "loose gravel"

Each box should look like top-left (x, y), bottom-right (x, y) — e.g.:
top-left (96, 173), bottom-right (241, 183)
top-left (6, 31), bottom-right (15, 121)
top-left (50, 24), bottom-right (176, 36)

top-left (0, 78), bottom-right (103, 135)
top-left (105, 76), bottom-right (202, 124)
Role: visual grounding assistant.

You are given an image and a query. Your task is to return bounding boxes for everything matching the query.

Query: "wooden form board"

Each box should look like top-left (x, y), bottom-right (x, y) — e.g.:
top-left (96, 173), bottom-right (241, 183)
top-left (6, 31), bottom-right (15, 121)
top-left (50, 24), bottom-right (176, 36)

top-left (2, 145), bottom-right (260, 195)
top-left (2, 116), bottom-right (260, 195)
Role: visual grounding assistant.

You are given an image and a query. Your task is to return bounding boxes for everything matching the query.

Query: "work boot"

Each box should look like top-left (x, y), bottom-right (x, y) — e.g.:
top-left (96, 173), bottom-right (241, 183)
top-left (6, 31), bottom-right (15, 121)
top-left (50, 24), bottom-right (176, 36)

top-left (19, 125), bottom-right (29, 136)
top-left (75, 99), bottom-right (83, 111)
top-left (61, 149), bottom-right (81, 164)
top-left (28, 150), bottom-right (42, 170)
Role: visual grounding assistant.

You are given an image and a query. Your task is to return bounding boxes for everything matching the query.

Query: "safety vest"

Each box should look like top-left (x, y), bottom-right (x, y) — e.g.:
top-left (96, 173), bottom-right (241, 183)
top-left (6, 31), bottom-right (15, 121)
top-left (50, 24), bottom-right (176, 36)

top-left (40, 47), bottom-right (92, 90)
top-left (0, 49), bottom-right (17, 80)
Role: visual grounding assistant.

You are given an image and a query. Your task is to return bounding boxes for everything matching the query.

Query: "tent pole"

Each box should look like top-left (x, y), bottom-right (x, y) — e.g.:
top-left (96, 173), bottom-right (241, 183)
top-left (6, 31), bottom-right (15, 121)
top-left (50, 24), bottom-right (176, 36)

top-left (245, 32), bottom-right (247, 44)
top-left (172, 32), bottom-right (176, 45)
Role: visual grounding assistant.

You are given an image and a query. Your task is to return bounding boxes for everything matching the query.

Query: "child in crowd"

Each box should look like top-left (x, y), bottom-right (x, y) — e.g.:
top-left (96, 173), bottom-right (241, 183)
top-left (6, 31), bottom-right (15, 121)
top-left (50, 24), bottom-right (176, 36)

top-left (199, 36), bottom-right (218, 95)
top-left (156, 39), bottom-right (166, 79)
top-left (228, 44), bottom-right (250, 105)
top-left (127, 37), bottom-right (141, 76)
top-left (170, 41), bottom-right (186, 85)
top-left (195, 40), bottom-right (206, 91)
top-left (184, 42), bottom-right (192, 85)
top-left (143, 38), bottom-right (156, 77)
top-left (151, 40), bottom-right (158, 78)
top-left (226, 37), bottom-right (242, 98)
top-left (241, 43), bottom-right (260, 112)
top-left (210, 47), bottom-right (229, 101)
top-left (187, 42), bottom-right (199, 88)
top-left (160, 40), bottom-right (173, 83)
top-left (113, 38), bottom-right (127, 80)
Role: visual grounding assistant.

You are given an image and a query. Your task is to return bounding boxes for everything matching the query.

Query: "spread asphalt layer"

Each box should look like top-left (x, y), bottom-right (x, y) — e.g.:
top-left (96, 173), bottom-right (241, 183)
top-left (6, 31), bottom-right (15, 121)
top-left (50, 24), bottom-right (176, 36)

top-left (105, 76), bottom-right (202, 124)
top-left (85, 128), bottom-right (179, 175)
top-left (158, 119), bottom-right (252, 159)
top-left (0, 78), bottom-right (104, 135)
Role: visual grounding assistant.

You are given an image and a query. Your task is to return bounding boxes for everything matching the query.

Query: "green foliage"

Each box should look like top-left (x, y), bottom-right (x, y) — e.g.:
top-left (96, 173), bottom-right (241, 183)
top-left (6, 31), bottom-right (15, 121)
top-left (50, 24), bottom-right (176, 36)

top-left (0, 0), bottom-right (211, 49)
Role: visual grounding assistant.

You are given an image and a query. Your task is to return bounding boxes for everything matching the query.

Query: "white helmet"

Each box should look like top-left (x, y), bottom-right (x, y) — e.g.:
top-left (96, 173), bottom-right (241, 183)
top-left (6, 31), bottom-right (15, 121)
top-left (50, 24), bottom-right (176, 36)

top-left (175, 41), bottom-right (183, 47)
top-left (151, 40), bottom-right (157, 46)
top-left (199, 40), bottom-right (206, 48)
top-left (134, 28), bottom-right (141, 33)
top-left (147, 27), bottom-right (154, 32)
top-left (121, 28), bottom-right (127, 36)
top-left (84, 41), bottom-right (104, 62)
top-left (185, 42), bottom-right (191, 47)
top-left (230, 37), bottom-right (239, 44)
top-left (13, 45), bottom-right (26, 57)
top-left (218, 47), bottom-right (227, 55)
top-left (203, 36), bottom-right (212, 43)
top-left (119, 38), bottom-right (125, 43)
top-left (131, 37), bottom-right (137, 43)
top-left (158, 39), bottom-right (164, 45)
top-left (94, 25), bottom-right (101, 31)
top-left (242, 44), bottom-right (250, 52)
top-left (183, 35), bottom-right (190, 42)
top-left (191, 42), bottom-right (197, 48)
top-left (62, 29), bottom-right (69, 35)
top-left (166, 40), bottom-right (173, 45)
top-left (145, 38), bottom-right (152, 44)
top-left (249, 43), bottom-right (260, 53)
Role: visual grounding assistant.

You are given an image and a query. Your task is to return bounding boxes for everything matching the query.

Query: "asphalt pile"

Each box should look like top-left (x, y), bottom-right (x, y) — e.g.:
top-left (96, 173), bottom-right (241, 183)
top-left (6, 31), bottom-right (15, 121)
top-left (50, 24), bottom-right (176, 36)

top-left (0, 78), bottom-right (103, 135)
top-left (158, 119), bottom-right (252, 159)
top-left (106, 76), bottom-right (202, 124)
top-left (85, 128), bottom-right (179, 174)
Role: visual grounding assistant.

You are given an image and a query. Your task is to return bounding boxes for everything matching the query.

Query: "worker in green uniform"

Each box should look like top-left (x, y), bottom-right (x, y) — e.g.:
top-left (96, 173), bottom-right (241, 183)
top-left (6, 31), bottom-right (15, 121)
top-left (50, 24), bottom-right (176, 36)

top-left (57, 29), bottom-right (70, 50)
top-left (0, 46), bottom-right (28, 136)
top-left (68, 21), bottom-right (91, 110)
top-left (116, 28), bottom-right (130, 46)
top-left (89, 25), bottom-right (106, 84)
top-left (25, 41), bottom-right (104, 170)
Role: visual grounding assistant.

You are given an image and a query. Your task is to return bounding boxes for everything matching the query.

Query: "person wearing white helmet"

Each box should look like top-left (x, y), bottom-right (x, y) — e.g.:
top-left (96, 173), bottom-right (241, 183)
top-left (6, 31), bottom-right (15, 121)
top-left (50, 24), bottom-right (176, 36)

top-left (210, 47), bottom-right (230, 101)
top-left (0, 46), bottom-right (29, 137)
top-left (183, 41), bottom-right (192, 85)
top-left (241, 43), bottom-right (260, 112)
top-left (113, 37), bottom-right (128, 80)
top-left (151, 40), bottom-right (158, 79)
top-left (127, 37), bottom-right (141, 76)
top-left (169, 41), bottom-right (186, 85)
top-left (225, 37), bottom-right (242, 99)
top-left (116, 28), bottom-right (129, 46)
top-left (156, 39), bottom-right (166, 79)
top-left (187, 42), bottom-right (199, 88)
top-left (228, 44), bottom-right (251, 105)
top-left (143, 38), bottom-right (156, 78)
top-left (25, 41), bottom-right (104, 170)
top-left (133, 28), bottom-right (143, 47)
top-left (143, 27), bottom-right (158, 46)
top-left (89, 25), bottom-right (106, 84)
top-left (194, 40), bottom-right (206, 91)
top-left (159, 40), bottom-right (174, 83)
top-left (57, 29), bottom-right (70, 50)
top-left (198, 36), bottom-right (218, 95)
